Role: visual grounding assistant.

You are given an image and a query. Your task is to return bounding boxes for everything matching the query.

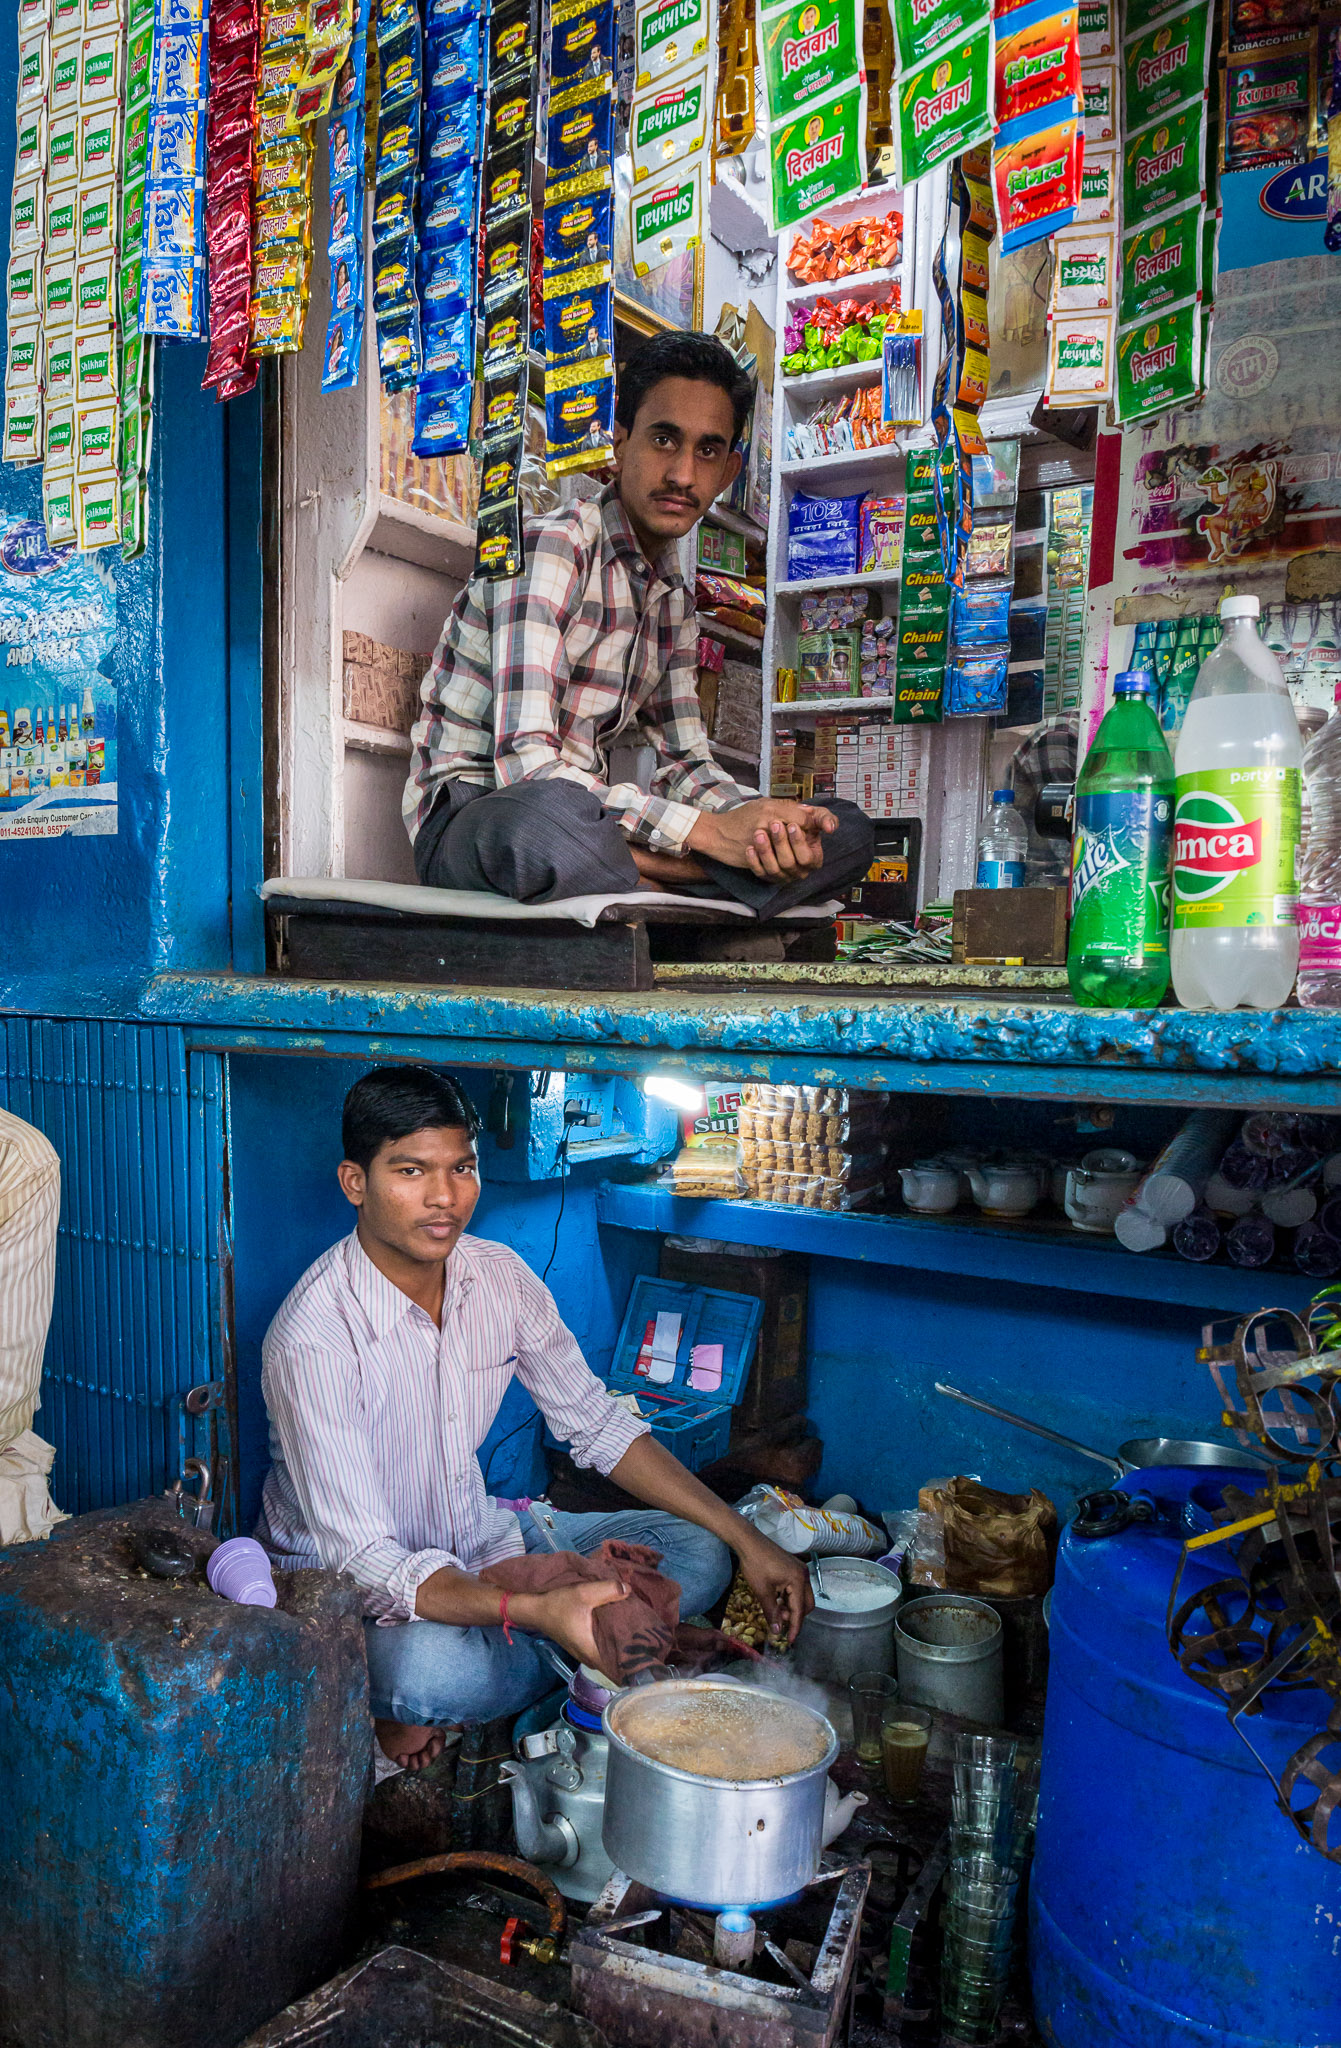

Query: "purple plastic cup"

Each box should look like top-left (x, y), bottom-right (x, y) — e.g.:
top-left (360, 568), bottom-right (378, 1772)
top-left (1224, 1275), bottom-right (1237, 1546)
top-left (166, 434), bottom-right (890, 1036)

top-left (206, 1537), bottom-right (277, 1608)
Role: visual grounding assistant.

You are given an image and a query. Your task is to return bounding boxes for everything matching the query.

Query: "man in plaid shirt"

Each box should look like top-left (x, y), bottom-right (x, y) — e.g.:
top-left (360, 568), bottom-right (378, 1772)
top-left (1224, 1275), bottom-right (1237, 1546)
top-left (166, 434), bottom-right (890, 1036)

top-left (404, 332), bottom-right (873, 915)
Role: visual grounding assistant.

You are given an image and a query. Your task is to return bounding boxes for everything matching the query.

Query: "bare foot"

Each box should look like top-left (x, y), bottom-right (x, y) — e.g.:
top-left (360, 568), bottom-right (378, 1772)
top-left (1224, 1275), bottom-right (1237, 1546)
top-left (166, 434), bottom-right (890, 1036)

top-left (375, 1717), bottom-right (447, 1771)
top-left (631, 847), bottom-right (709, 887)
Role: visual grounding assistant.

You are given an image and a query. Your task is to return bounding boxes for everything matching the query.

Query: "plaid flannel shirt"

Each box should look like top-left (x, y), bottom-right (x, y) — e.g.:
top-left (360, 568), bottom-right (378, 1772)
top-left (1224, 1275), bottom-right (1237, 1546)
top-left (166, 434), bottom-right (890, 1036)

top-left (403, 484), bottom-right (752, 854)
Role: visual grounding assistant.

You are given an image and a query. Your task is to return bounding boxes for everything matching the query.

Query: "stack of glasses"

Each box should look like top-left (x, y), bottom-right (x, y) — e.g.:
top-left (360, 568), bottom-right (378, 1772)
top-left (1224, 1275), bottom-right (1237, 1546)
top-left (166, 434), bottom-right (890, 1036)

top-left (941, 1733), bottom-right (1041, 2045)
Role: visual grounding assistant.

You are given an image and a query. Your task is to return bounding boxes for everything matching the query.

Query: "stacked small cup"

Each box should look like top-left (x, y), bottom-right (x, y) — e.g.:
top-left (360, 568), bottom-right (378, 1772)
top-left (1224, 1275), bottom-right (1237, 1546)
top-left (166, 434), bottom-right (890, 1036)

top-left (941, 1733), bottom-right (1039, 2044)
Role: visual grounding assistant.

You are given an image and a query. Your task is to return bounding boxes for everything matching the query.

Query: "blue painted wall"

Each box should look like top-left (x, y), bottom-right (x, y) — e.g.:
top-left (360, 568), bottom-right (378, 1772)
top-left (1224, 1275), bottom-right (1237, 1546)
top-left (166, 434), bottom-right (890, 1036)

top-left (226, 1055), bottom-right (659, 1527)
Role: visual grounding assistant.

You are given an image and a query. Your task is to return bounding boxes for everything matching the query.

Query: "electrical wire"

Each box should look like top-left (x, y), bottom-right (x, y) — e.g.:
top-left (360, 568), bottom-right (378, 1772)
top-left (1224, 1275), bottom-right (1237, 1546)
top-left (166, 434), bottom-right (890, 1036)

top-left (541, 1125), bottom-right (573, 1286)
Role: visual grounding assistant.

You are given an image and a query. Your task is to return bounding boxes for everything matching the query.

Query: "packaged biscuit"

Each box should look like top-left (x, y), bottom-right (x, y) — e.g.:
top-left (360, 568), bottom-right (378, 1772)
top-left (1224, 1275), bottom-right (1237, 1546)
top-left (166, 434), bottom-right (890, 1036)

top-left (1050, 226), bottom-right (1117, 309)
top-left (543, 273), bottom-right (613, 367)
top-left (1119, 200), bottom-right (1203, 322)
top-left (991, 100), bottom-right (1083, 248)
top-left (634, 0), bottom-right (709, 86)
top-left (545, 359), bottom-right (616, 474)
top-left (1124, 1), bottom-right (1213, 132)
top-left (545, 77), bottom-right (615, 193)
top-left (894, 36), bottom-right (992, 188)
top-left (1123, 104), bottom-right (1207, 224)
top-left (629, 58), bottom-right (710, 177)
top-left (1044, 307), bottom-right (1114, 405)
top-left (629, 151), bottom-right (704, 269)
top-left (760, 0), bottom-right (861, 126)
top-left (543, 184), bottom-right (613, 272)
top-left (1115, 300), bottom-right (1201, 420)
top-left (550, 0), bottom-right (614, 102)
top-left (995, 0), bottom-right (1082, 127)
top-left (1081, 60), bottom-right (1118, 140)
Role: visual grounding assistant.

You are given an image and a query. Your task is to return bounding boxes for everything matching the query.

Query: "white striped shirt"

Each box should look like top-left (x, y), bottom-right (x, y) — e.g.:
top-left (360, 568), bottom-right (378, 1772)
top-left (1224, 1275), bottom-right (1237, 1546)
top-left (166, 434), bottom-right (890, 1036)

top-left (257, 1230), bottom-right (649, 1622)
top-left (0, 1107), bottom-right (60, 1451)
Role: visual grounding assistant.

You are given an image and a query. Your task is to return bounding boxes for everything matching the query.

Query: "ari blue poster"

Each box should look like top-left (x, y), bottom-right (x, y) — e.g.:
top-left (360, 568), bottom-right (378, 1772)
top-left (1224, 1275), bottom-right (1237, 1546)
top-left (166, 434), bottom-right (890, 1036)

top-left (0, 517), bottom-right (117, 842)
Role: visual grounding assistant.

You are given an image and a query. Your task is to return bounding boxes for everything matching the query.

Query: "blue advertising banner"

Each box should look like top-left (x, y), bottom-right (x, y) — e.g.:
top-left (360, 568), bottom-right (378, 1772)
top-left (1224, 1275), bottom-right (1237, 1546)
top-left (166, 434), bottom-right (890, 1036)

top-left (0, 517), bottom-right (118, 841)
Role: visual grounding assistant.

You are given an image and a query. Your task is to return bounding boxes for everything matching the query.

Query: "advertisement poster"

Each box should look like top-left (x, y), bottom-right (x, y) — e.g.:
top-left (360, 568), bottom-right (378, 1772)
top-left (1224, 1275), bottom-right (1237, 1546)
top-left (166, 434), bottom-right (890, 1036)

top-left (0, 517), bottom-right (117, 841)
top-left (1117, 159), bottom-right (1341, 584)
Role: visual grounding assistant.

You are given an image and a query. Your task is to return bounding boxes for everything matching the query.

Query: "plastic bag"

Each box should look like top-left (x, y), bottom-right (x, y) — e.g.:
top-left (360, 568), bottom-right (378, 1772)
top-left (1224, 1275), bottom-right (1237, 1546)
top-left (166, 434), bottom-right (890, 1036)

top-left (737, 1483), bottom-right (885, 1556)
top-left (933, 1476), bottom-right (1058, 1598)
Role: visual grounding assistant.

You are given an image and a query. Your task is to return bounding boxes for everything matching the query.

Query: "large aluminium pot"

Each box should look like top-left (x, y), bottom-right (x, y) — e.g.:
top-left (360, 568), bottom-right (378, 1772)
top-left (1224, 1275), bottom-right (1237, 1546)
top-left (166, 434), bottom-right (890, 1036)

top-left (600, 1677), bottom-right (838, 1910)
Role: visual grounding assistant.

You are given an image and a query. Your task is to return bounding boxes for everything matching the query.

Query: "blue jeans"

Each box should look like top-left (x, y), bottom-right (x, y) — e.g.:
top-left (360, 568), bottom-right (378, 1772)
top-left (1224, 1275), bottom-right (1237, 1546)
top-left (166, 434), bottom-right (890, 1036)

top-left (363, 1506), bottom-right (733, 1727)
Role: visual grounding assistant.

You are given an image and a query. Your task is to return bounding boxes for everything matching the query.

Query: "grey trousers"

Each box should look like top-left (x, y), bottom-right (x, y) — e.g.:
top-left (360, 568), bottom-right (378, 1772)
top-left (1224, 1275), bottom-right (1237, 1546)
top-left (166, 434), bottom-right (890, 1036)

top-left (413, 777), bottom-right (876, 920)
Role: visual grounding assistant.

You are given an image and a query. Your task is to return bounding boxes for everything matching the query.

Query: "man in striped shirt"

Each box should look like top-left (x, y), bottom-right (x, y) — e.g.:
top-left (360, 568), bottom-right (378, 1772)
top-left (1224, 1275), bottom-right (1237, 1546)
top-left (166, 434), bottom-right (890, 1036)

top-left (403, 331), bottom-right (873, 916)
top-left (258, 1066), bottom-right (813, 1773)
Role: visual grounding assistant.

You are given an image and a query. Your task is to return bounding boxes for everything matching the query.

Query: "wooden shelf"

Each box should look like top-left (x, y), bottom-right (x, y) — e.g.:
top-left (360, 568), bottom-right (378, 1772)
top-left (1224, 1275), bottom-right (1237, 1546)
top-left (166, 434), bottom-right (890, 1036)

top-left (596, 1181), bottom-right (1316, 1316)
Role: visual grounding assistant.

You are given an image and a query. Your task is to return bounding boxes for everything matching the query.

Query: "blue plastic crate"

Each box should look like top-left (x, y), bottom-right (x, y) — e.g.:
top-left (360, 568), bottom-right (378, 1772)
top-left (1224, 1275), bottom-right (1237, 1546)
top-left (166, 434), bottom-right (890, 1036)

top-left (606, 1276), bottom-right (763, 1473)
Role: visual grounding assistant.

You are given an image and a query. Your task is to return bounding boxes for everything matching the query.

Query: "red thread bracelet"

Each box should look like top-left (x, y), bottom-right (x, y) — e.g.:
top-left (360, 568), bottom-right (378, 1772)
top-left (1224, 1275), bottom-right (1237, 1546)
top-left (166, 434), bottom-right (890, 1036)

top-left (499, 1592), bottom-right (514, 1644)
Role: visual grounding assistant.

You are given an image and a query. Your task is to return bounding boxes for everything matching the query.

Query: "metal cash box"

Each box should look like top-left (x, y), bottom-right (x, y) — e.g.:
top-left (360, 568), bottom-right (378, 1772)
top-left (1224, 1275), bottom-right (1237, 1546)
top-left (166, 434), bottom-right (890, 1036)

top-left (605, 1275), bottom-right (762, 1472)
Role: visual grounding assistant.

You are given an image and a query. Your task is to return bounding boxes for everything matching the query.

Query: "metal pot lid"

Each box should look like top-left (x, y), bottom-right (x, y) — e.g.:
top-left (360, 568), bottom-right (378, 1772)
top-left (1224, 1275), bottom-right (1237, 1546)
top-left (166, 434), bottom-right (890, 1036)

top-left (603, 1677), bottom-right (837, 1787)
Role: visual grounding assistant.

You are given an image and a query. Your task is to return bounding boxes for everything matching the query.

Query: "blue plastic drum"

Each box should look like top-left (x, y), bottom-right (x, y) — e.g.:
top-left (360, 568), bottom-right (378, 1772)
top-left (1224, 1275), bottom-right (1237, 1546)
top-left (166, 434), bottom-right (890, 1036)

top-left (1031, 1466), bottom-right (1341, 2048)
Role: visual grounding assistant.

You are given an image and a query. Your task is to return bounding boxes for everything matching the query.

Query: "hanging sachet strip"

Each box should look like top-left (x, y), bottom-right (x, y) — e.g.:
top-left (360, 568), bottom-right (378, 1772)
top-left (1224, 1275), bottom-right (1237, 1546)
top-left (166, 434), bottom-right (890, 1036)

top-left (474, 0), bottom-right (538, 576)
top-left (323, 0), bottom-right (369, 389)
top-left (140, 0), bottom-right (210, 340)
top-left (202, 0), bottom-right (261, 398)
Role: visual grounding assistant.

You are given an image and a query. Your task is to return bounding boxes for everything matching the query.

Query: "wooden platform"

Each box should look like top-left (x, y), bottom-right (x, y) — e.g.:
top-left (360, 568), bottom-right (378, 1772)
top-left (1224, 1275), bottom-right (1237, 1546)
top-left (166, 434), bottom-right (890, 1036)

top-left (266, 895), bottom-right (837, 993)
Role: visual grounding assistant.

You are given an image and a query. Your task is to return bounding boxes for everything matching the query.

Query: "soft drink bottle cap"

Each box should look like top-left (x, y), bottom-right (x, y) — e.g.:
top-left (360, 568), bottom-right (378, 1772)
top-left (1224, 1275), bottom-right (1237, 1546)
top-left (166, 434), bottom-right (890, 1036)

top-left (1219, 595), bottom-right (1259, 621)
top-left (1114, 669), bottom-right (1155, 696)
top-left (991, 787), bottom-right (1014, 803)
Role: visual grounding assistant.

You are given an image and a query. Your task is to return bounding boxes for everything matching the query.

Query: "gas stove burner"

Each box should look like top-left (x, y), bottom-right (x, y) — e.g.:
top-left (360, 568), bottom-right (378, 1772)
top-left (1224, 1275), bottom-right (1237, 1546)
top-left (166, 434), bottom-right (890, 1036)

top-left (570, 1859), bottom-right (870, 2048)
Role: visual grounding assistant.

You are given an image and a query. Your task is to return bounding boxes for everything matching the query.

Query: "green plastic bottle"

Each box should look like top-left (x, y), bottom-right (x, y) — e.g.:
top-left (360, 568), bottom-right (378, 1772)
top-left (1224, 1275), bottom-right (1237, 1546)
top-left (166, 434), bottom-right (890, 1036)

top-left (1067, 668), bottom-right (1175, 1008)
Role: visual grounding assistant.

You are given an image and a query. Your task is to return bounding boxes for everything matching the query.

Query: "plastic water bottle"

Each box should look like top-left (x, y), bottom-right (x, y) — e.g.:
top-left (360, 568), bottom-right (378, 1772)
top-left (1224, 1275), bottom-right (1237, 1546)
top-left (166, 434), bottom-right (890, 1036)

top-left (1170, 595), bottom-right (1303, 1010)
top-left (1296, 683), bottom-right (1341, 1005)
top-left (1067, 669), bottom-right (1174, 1008)
top-left (976, 788), bottom-right (1027, 888)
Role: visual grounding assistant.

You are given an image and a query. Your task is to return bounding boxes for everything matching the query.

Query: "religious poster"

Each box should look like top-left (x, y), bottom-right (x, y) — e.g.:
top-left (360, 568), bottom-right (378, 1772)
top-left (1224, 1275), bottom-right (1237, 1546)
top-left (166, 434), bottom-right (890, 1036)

top-left (0, 515), bottom-right (117, 841)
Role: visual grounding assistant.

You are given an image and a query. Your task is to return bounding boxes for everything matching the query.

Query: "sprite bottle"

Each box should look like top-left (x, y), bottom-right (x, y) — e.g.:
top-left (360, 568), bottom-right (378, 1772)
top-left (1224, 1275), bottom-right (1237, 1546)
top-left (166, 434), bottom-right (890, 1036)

top-left (1067, 669), bottom-right (1175, 1008)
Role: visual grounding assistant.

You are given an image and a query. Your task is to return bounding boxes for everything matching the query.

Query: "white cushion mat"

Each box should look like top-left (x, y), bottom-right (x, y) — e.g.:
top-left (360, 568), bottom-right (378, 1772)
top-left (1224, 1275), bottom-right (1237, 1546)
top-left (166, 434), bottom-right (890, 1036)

top-left (260, 875), bottom-right (841, 930)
